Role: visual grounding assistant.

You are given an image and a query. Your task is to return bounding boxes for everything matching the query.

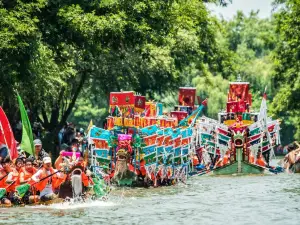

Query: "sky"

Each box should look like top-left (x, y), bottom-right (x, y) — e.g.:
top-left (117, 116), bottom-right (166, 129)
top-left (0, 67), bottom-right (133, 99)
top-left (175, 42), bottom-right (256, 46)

top-left (207, 0), bottom-right (274, 20)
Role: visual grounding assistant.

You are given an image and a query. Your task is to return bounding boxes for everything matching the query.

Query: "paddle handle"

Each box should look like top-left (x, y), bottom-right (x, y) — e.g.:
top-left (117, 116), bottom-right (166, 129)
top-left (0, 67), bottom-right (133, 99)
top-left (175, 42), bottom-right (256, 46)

top-left (31, 170), bottom-right (62, 186)
top-left (0, 173), bottom-right (8, 182)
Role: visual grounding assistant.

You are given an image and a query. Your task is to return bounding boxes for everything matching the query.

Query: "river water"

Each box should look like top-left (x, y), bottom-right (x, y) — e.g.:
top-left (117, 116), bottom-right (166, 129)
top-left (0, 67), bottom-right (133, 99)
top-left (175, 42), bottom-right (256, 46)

top-left (1, 163), bottom-right (300, 225)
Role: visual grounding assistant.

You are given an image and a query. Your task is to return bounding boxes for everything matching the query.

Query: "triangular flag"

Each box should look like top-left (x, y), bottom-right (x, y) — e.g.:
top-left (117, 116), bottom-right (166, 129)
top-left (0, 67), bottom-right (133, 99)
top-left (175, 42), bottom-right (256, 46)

top-left (17, 94), bottom-right (34, 156)
top-left (86, 119), bottom-right (93, 134)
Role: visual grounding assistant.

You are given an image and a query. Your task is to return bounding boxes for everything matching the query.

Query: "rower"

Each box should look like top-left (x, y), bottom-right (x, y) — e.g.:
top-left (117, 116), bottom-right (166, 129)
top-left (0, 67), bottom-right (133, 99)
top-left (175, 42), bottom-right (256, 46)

top-left (31, 157), bottom-right (65, 202)
top-left (15, 158), bottom-right (24, 173)
top-left (19, 158), bottom-right (40, 204)
top-left (255, 150), bottom-right (267, 167)
top-left (0, 157), bottom-right (20, 206)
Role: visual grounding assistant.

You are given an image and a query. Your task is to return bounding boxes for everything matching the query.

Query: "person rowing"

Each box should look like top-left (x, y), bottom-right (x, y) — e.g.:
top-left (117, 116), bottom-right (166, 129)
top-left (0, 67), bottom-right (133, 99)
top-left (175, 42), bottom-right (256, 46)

top-left (31, 157), bottom-right (65, 202)
top-left (0, 157), bottom-right (20, 206)
top-left (19, 158), bottom-right (40, 204)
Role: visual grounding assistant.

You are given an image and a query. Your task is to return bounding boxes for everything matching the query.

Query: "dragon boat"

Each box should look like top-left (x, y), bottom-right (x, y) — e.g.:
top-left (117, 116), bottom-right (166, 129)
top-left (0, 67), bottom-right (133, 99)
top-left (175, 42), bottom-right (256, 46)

top-left (88, 89), bottom-right (208, 187)
top-left (194, 77), bottom-right (282, 175)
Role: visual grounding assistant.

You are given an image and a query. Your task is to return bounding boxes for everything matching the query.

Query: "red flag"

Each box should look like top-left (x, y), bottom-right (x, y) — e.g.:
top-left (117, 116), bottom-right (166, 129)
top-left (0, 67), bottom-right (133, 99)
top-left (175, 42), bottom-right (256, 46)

top-left (178, 88), bottom-right (196, 106)
top-left (0, 107), bottom-right (18, 160)
top-left (201, 99), bottom-right (208, 107)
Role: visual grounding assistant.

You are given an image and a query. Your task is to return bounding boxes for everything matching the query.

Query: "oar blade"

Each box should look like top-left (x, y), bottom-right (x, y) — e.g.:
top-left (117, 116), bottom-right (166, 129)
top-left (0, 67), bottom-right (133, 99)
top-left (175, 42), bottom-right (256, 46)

top-left (0, 188), bottom-right (6, 199)
top-left (16, 184), bottom-right (31, 198)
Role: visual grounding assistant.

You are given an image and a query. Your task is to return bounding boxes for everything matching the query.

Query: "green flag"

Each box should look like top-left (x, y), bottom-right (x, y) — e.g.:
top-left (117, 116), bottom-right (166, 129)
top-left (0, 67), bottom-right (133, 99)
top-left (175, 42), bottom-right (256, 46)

top-left (17, 94), bottom-right (34, 156)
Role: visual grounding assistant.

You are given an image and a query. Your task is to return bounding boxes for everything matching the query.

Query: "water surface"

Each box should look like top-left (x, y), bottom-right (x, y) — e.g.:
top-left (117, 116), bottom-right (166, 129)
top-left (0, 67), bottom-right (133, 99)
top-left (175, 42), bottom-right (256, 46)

top-left (1, 165), bottom-right (300, 225)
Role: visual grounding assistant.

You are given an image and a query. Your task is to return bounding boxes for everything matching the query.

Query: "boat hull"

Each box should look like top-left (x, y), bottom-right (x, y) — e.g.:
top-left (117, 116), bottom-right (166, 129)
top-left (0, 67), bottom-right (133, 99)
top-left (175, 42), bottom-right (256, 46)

top-left (212, 162), bottom-right (266, 175)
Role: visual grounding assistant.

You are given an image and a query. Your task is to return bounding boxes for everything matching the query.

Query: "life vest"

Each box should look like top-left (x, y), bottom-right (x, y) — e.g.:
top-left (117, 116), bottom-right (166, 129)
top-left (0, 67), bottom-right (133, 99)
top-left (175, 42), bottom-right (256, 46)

top-left (139, 160), bottom-right (146, 176)
top-left (81, 172), bottom-right (90, 187)
top-left (256, 156), bottom-right (266, 167)
top-left (222, 154), bottom-right (229, 165)
top-left (20, 167), bottom-right (37, 181)
top-left (0, 171), bottom-right (8, 188)
top-left (34, 168), bottom-right (65, 192)
top-left (0, 169), bottom-right (19, 192)
top-left (249, 153), bottom-right (255, 164)
top-left (193, 156), bottom-right (199, 166)
top-left (215, 158), bottom-right (223, 168)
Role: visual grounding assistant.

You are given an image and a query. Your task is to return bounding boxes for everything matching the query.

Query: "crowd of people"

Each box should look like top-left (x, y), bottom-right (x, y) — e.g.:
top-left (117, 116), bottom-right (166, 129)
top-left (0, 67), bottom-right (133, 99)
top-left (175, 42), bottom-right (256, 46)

top-left (0, 122), bottom-right (93, 207)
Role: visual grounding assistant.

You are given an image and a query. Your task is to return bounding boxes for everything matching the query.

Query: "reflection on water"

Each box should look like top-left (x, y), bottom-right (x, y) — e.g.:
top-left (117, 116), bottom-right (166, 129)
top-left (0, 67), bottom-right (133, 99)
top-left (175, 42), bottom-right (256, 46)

top-left (1, 168), bottom-right (300, 225)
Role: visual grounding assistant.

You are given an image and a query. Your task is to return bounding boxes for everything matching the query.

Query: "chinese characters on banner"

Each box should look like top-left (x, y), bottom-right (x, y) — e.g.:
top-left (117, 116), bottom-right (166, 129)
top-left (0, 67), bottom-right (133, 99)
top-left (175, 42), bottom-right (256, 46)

top-left (178, 87), bottom-right (196, 106)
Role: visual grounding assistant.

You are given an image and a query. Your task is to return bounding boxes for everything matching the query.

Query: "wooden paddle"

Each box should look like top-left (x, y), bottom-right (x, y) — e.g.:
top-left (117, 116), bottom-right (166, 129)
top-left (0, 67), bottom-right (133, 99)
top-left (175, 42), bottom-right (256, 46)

top-left (0, 181), bottom-right (16, 199)
top-left (15, 170), bottom-right (63, 198)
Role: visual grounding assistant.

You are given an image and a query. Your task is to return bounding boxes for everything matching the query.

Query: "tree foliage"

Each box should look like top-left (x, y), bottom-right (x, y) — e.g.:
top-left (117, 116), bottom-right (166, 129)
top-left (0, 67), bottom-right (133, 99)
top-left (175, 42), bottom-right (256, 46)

top-left (271, 0), bottom-right (300, 140)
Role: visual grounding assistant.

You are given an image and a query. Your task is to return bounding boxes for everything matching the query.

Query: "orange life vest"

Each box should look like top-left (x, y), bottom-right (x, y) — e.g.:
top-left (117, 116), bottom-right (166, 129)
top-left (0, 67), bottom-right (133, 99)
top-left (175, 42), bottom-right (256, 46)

top-left (222, 155), bottom-right (229, 165)
top-left (193, 156), bottom-right (199, 166)
top-left (215, 159), bottom-right (223, 168)
top-left (34, 168), bottom-right (65, 192)
top-left (81, 172), bottom-right (89, 187)
top-left (256, 156), bottom-right (266, 167)
top-left (139, 160), bottom-right (146, 176)
top-left (249, 153), bottom-right (255, 164)
top-left (0, 169), bottom-right (19, 192)
top-left (20, 167), bottom-right (37, 181)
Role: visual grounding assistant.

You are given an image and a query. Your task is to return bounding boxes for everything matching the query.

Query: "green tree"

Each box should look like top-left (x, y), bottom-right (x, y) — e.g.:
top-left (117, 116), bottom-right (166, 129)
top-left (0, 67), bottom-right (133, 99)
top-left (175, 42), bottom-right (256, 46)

top-left (271, 0), bottom-right (300, 141)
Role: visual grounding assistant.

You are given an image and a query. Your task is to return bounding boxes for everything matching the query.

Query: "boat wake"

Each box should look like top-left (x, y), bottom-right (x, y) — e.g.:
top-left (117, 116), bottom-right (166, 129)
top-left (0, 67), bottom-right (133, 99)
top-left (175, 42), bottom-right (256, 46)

top-left (26, 198), bottom-right (117, 210)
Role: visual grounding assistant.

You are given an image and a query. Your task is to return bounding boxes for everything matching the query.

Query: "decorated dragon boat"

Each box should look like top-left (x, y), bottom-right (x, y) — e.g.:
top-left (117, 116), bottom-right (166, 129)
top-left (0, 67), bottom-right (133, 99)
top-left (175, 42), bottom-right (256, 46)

top-left (88, 89), bottom-right (208, 187)
top-left (194, 77), bottom-right (282, 175)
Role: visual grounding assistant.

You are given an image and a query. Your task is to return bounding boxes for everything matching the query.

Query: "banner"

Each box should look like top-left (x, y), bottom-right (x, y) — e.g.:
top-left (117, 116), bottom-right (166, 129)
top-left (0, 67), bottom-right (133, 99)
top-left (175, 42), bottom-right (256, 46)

top-left (217, 127), bottom-right (229, 135)
top-left (178, 87), bottom-right (196, 106)
top-left (156, 136), bottom-right (164, 146)
top-left (92, 139), bottom-right (109, 149)
top-left (141, 125), bottom-right (158, 136)
top-left (182, 146), bottom-right (189, 156)
top-left (171, 111), bottom-right (188, 122)
top-left (143, 134), bottom-right (157, 146)
top-left (142, 145), bottom-right (156, 155)
top-left (134, 95), bottom-right (146, 113)
top-left (145, 102), bottom-right (157, 117)
top-left (114, 117), bottom-right (123, 127)
top-left (110, 91), bottom-right (134, 106)
top-left (90, 127), bottom-right (111, 140)
top-left (106, 117), bottom-right (114, 130)
top-left (172, 128), bottom-right (181, 139)
top-left (174, 147), bottom-right (181, 156)
top-left (165, 146), bottom-right (173, 154)
top-left (110, 91), bottom-right (134, 116)
top-left (0, 107), bottom-right (17, 159)
top-left (181, 137), bottom-right (190, 146)
top-left (173, 136), bottom-right (181, 148)
top-left (228, 83), bottom-right (249, 103)
top-left (124, 118), bottom-right (134, 127)
top-left (249, 133), bottom-right (261, 141)
top-left (144, 152), bottom-right (156, 165)
top-left (164, 136), bottom-right (172, 146)
top-left (156, 146), bottom-right (164, 156)
top-left (17, 95), bottom-right (34, 156)
top-left (94, 149), bottom-right (110, 159)
top-left (156, 103), bottom-right (163, 116)
top-left (249, 127), bottom-right (260, 136)
top-left (201, 133), bottom-right (212, 142)
top-left (227, 101), bottom-right (238, 113)
top-left (218, 133), bottom-right (230, 142)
